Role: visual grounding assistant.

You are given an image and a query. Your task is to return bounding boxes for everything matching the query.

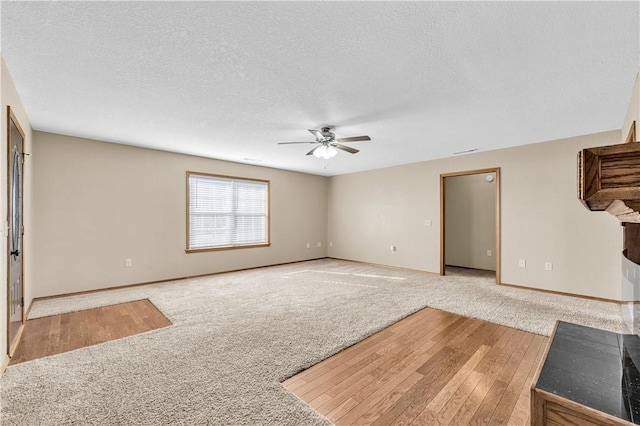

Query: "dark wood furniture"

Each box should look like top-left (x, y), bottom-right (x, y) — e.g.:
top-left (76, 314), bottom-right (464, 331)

top-left (531, 321), bottom-right (639, 426)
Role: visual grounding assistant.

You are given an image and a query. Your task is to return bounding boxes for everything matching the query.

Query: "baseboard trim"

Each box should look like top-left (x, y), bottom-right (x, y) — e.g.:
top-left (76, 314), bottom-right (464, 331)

top-left (25, 299), bottom-right (34, 319)
top-left (32, 257), bottom-right (623, 308)
top-left (330, 257), bottom-right (623, 304)
top-left (1, 300), bottom-right (34, 377)
top-left (327, 256), bottom-right (440, 276)
top-left (445, 264), bottom-right (496, 273)
top-left (8, 324), bottom-right (26, 358)
top-left (499, 281), bottom-right (623, 304)
top-left (0, 354), bottom-right (9, 376)
top-left (32, 258), bottom-right (329, 302)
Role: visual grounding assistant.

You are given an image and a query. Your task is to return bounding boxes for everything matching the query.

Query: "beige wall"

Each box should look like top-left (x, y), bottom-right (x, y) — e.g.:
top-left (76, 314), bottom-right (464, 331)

top-left (36, 128), bottom-right (623, 303)
top-left (328, 131), bottom-right (623, 301)
top-left (13, 67), bottom-right (640, 358)
top-left (445, 173), bottom-right (496, 271)
top-left (623, 71), bottom-right (639, 143)
top-left (32, 132), bottom-right (328, 298)
top-left (1, 57), bottom-right (33, 363)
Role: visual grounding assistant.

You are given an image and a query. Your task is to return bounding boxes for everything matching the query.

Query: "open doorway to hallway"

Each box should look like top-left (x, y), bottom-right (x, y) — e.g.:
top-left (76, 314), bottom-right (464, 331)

top-left (440, 168), bottom-right (501, 284)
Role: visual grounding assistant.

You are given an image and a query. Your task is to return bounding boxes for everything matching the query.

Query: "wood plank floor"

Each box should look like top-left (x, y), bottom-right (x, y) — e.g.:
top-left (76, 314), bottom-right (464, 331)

top-left (10, 299), bottom-right (171, 365)
top-left (283, 308), bottom-right (548, 425)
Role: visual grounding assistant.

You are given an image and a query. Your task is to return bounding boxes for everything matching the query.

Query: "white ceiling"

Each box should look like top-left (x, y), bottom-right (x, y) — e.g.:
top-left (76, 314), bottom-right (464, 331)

top-left (1, 1), bottom-right (639, 176)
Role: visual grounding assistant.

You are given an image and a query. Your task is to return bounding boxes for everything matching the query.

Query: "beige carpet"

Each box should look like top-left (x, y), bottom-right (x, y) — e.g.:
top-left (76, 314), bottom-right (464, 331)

top-left (1, 259), bottom-right (622, 425)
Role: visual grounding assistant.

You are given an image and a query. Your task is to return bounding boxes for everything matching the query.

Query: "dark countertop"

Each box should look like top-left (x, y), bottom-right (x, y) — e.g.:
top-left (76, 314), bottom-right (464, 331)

top-left (536, 321), bottom-right (640, 424)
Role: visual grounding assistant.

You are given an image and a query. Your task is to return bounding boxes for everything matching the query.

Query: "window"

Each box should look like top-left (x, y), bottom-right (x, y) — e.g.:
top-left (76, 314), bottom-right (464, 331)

top-left (187, 172), bottom-right (270, 252)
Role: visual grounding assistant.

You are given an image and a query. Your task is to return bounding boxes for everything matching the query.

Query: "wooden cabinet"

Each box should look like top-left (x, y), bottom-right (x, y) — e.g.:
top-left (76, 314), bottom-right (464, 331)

top-left (578, 142), bottom-right (640, 212)
top-left (531, 321), bottom-right (638, 426)
top-left (531, 390), bottom-right (633, 426)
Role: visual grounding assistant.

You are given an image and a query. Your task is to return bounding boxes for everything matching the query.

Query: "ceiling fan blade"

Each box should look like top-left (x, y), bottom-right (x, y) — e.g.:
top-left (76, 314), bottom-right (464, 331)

top-left (306, 146), bottom-right (320, 156)
top-left (277, 141), bottom-right (316, 145)
top-left (332, 143), bottom-right (359, 154)
top-left (336, 135), bottom-right (371, 142)
top-left (308, 129), bottom-right (324, 140)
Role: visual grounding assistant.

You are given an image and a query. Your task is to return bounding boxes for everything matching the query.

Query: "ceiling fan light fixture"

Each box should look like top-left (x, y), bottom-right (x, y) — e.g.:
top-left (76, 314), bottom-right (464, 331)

top-left (313, 145), bottom-right (337, 159)
top-left (278, 127), bottom-right (370, 159)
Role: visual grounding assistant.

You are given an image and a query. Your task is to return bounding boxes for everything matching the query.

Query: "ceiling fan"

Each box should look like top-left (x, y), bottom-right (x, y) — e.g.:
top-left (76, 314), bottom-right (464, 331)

top-left (278, 127), bottom-right (371, 159)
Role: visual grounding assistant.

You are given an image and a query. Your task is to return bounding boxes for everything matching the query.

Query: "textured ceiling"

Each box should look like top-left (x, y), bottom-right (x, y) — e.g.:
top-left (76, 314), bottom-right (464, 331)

top-left (1, 1), bottom-right (639, 176)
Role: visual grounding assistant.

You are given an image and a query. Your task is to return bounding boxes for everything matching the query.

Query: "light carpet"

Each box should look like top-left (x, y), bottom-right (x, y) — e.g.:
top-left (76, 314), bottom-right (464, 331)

top-left (1, 259), bottom-right (623, 425)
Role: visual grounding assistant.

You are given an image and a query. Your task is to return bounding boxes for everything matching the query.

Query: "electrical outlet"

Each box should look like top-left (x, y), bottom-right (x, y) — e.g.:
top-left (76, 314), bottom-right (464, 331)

top-left (487, 249), bottom-right (492, 257)
top-left (329, 242), bottom-right (333, 247)
top-left (317, 242), bottom-right (322, 248)
top-left (518, 259), bottom-right (526, 268)
top-left (545, 262), bottom-right (553, 271)
top-left (125, 258), bottom-right (132, 268)
top-left (425, 219), bottom-right (432, 226)
top-left (306, 243), bottom-right (310, 249)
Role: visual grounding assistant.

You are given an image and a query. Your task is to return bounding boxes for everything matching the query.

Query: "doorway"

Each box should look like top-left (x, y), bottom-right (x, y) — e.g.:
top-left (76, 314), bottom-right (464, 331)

top-left (440, 168), bottom-right (501, 284)
top-left (7, 106), bottom-right (25, 356)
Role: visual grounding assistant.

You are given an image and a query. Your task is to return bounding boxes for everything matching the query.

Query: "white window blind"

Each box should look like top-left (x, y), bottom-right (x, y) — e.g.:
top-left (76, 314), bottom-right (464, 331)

top-left (188, 173), bottom-right (269, 250)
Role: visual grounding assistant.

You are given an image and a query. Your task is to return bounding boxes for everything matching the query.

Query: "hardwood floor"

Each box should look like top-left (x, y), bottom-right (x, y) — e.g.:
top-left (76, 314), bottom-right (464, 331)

top-left (283, 308), bottom-right (548, 425)
top-left (9, 299), bottom-right (171, 365)
top-left (11, 298), bottom-right (545, 424)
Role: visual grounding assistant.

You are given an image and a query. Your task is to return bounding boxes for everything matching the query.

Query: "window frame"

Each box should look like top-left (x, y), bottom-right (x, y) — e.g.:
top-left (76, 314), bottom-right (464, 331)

top-left (186, 171), bottom-right (271, 253)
